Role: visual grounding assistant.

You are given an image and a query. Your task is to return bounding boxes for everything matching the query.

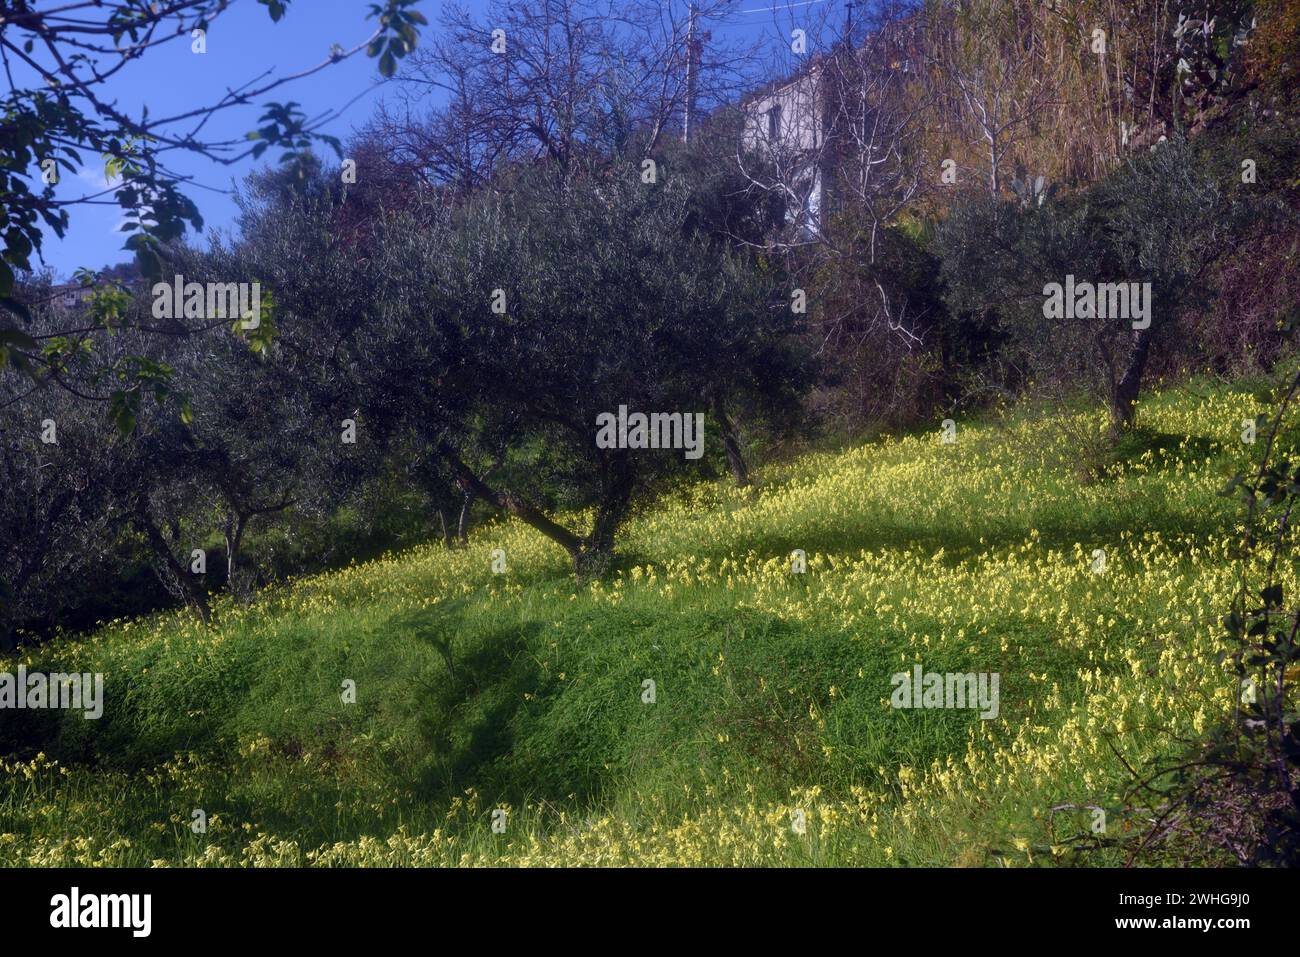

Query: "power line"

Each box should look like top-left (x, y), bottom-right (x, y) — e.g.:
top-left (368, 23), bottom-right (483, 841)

top-left (739, 0), bottom-right (830, 14)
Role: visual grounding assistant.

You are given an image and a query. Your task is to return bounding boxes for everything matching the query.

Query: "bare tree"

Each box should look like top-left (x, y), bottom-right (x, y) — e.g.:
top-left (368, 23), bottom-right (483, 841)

top-left (925, 0), bottom-right (1058, 199)
top-left (734, 4), bottom-right (936, 358)
top-left (366, 0), bottom-right (763, 191)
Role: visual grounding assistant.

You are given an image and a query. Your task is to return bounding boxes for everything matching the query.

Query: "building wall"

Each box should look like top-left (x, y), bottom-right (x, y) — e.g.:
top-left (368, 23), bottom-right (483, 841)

top-left (740, 66), bottom-right (826, 234)
top-left (49, 284), bottom-right (95, 310)
top-left (741, 67), bottom-right (824, 155)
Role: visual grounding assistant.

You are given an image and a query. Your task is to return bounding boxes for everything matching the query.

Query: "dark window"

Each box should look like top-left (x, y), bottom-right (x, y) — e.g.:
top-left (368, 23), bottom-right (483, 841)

top-left (768, 104), bottom-right (781, 142)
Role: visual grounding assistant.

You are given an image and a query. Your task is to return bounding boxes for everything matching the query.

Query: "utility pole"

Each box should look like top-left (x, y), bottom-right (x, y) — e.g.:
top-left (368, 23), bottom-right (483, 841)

top-left (684, 1), bottom-right (700, 144)
top-left (844, 0), bottom-right (854, 40)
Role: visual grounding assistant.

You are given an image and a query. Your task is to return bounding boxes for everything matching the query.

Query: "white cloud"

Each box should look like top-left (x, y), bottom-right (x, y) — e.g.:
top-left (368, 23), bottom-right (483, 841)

top-left (77, 166), bottom-right (123, 190)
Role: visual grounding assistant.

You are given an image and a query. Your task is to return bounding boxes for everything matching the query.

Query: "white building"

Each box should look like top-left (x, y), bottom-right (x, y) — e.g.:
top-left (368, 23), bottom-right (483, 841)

top-left (740, 60), bottom-right (833, 237)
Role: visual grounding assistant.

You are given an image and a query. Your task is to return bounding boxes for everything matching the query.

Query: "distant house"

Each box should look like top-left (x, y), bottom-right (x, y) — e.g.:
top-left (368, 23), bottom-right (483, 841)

top-left (46, 264), bottom-right (142, 312)
top-left (49, 283), bottom-right (96, 311)
top-left (739, 59), bottom-right (834, 236)
top-left (738, 23), bottom-right (922, 239)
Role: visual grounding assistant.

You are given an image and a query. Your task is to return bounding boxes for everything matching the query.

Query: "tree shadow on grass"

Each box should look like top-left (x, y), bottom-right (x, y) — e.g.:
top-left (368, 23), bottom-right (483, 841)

top-left (672, 505), bottom-right (1230, 575)
top-left (0, 706), bottom-right (63, 761)
top-left (658, 428), bottom-right (1233, 570)
top-left (395, 609), bottom-right (553, 804)
top-left (1105, 429), bottom-right (1222, 476)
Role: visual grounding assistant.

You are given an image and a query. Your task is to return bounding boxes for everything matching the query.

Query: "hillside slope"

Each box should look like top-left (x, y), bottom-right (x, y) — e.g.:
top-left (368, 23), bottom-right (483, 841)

top-left (1, 382), bottom-right (1289, 866)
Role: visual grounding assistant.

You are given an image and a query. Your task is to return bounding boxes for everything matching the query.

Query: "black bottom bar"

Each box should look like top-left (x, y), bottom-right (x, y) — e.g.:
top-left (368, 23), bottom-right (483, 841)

top-left (2, 866), bottom-right (1278, 943)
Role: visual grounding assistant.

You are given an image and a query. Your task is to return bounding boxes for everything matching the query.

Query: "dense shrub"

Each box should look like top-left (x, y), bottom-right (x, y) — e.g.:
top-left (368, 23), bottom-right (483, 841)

top-left (934, 134), bottom-right (1284, 430)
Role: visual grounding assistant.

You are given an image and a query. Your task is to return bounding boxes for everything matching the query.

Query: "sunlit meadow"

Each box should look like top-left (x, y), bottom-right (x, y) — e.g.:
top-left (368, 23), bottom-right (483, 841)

top-left (2, 380), bottom-right (1293, 867)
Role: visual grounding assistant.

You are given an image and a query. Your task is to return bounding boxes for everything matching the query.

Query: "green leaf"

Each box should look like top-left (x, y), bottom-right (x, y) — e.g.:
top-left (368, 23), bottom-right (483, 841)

top-left (108, 391), bottom-right (138, 436)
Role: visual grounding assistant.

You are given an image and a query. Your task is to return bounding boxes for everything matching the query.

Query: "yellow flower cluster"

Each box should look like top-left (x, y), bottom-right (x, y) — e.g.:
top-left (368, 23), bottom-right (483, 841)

top-left (1, 384), bottom-right (1293, 867)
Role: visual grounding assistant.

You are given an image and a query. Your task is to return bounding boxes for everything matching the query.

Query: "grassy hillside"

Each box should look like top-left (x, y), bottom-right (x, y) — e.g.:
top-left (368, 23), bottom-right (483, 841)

top-left (2, 380), bottom-right (1292, 867)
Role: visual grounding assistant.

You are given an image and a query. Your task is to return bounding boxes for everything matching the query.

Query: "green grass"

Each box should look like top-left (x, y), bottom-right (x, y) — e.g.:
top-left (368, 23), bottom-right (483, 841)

top-left (1, 378), bottom-right (1294, 866)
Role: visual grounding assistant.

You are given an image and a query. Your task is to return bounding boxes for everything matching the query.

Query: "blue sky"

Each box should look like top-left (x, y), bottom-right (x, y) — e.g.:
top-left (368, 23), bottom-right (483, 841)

top-left (27, 0), bottom-right (849, 280)
top-left (32, 0), bottom-right (481, 280)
